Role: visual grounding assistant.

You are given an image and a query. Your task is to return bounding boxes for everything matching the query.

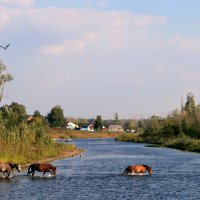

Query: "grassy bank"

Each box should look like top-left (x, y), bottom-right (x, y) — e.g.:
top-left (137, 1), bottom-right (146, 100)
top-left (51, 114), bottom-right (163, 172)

top-left (0, 124), bottom-right (78, 165)
top-left (116, 133), bottom-right (200, 152)
top-left (46, 128), bottom-right (123, 139)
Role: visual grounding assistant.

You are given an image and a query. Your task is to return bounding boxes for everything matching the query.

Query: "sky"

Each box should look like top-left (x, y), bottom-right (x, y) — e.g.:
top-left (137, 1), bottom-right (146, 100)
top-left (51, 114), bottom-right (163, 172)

top-left (1, 0), bottom-right (200, 119)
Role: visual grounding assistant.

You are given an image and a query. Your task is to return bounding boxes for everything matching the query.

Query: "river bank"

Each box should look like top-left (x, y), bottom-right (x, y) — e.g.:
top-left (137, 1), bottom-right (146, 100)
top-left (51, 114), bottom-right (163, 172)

top-left (46, 128), bottom-right (123, 139)
top-left (21, 129), bottom-right (122, 167)
top-left (21, 148), bottom-right (84, 168)
top-left (116, 133), bottom-right (200, 153)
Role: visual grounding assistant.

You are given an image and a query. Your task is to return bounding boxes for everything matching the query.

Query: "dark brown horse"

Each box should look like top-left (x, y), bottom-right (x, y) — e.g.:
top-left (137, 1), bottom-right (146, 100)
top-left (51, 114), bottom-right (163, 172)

top-left (27, 163), bottom-right (56, 176)
top-left (123, 164), bottom-right (152, 175)
top-left (0, 162), bottom-right (21, 178)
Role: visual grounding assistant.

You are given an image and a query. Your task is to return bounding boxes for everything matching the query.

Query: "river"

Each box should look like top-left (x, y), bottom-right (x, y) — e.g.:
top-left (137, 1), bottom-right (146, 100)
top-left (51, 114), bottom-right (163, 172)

top-left (0, 138), bottom-right (200, 200)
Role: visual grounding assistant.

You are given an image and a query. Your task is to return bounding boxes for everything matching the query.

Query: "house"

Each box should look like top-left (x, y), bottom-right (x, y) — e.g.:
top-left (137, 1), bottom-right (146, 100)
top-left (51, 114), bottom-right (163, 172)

top-left (27, 115), bottom-right (33, 122)
top-left (66, 122), bottom-right (79, 130)
top-left (80, 124), bottom-right (94, 132)
top-left (108, 125), bottom-right (124, 132)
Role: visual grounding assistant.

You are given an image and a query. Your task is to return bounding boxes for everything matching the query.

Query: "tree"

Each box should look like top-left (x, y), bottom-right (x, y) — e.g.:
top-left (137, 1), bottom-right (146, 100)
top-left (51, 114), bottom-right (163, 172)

top-left (0, 60), bottom-right (13, 102)
top-left (94, 115), bottom-right (103, 131)
top-left (143, 115), bottom-right (162, 136)
top-left (47, 105), bottom-right (66, 127)
top-left (124, 119), bottom-right (138, 131)
top-left (0, 102), bottom-right (27, 128)
top-left (34, 110), bottom-right (42, 117)
top-left (113, 112), bottom-right (119, 124)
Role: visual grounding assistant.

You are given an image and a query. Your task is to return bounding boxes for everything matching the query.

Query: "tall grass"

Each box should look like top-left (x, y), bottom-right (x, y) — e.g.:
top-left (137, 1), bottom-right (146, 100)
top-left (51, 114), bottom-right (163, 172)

top-left (0, 123), bottom-right (77, 164)
top-left (46, 128), bottom-right (123, 139)
top-left (116, 132), bottom-right (200, 153)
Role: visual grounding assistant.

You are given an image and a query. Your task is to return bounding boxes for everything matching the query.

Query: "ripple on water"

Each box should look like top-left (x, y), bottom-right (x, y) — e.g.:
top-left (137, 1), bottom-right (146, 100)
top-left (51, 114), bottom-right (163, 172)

top-left (0, 138), bottom-right (200, 200)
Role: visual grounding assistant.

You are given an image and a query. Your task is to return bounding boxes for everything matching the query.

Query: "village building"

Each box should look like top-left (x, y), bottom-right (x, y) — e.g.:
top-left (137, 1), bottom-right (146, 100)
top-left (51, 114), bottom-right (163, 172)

top-left (108, 125), bottom-right (124, 132)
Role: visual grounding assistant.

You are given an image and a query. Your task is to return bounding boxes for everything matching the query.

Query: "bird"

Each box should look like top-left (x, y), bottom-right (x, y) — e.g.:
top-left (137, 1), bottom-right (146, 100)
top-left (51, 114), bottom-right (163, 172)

top-left (0, 44), bottom-right (10, 50)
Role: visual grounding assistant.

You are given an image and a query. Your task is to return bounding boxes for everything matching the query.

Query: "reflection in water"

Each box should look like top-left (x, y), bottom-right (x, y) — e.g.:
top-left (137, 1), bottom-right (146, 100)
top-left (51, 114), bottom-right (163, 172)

top-left (0, 138), bottom-right (200, 200)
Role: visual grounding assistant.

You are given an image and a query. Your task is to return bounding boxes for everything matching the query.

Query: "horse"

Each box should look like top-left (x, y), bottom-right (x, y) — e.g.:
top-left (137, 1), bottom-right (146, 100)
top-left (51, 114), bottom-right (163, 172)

top-left (27, 163), bottom-right (56, 176)
top-left (0, 162), bottom-right (21, 178)
top-left (123, 164), bottom-right (152, 175)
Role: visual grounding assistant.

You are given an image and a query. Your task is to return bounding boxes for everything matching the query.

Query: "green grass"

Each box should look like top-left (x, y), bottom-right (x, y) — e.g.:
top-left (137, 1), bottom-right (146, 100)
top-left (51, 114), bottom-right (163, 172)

top-left (116, 132), bottom-right (200, 153)
top-left (0, 124), bottom-right (77, 164)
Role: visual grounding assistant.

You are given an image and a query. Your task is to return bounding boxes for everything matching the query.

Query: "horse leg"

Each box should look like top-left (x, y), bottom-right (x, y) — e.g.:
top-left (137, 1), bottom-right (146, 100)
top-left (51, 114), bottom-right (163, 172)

top-left (7, 171), bottom-right (10, 178)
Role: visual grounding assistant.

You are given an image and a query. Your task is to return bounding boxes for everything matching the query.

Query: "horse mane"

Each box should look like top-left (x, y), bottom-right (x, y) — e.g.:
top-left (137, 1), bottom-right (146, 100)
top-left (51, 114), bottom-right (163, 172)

top-left (142, 164), bottom-right (151, 170)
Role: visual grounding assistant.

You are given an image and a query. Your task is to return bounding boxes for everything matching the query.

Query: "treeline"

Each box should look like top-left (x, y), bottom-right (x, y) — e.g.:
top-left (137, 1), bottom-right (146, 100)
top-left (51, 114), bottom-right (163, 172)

top-left (117, 93), bottom-right (200, 152)
top-left (0, 102), bottom-right (76, 164)
top-left (140, 92), bottom-right (200, 139)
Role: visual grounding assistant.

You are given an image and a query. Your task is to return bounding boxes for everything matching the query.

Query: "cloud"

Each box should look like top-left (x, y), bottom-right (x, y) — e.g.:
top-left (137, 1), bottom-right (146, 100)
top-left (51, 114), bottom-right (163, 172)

top-left (38, 40), bottom-right (85, 55)
top-left (97, 0), bottom-right (107, 6)
top-left (0, 6), bottom-right (169, 56)
top-left (0, 0), bottom-right (34, 7)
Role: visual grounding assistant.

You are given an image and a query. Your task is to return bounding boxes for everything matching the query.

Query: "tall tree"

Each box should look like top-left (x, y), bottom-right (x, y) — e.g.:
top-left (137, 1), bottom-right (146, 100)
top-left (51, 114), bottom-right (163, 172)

top-left (47, 105), bottom-right (66, 127)
top-left (0, 102), bottom-right (27, 128)
top-left (113, 112), bottom-right (119, 124)
top-left (184, 92), bottom-right (196, 117)
top-left (94, 115), bottom-right (103, 131)
top-left (0, 60), bottom-right (13, 102)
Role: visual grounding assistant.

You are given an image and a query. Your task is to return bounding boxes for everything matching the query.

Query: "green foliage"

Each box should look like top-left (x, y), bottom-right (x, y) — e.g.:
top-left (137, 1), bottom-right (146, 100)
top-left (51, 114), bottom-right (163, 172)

top-left (116, 133), bottom-right (143, 143)
top-left (0, 102), bottom-right (27, 129)
top-left (124, 119), bottom-right (138, 131)
top-left (0, 60), bottom-right (13, 102)
top-left (113, 112), bottom-right (119, 125)
top-left (94, 115), bottom-right (103, 131)
top-left (143, 115), bottom-right (162, 136)
top-left (0, 102), bottom-right (77, 164)
top-left (47, 105), bottom-right (66, 127)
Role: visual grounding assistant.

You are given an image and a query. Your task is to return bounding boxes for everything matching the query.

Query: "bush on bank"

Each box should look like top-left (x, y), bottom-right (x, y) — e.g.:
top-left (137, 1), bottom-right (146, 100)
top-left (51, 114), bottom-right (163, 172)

top-left (0, 102), bottom-right (77, 164)
top-left (116, 132), bottom-right (200, 153)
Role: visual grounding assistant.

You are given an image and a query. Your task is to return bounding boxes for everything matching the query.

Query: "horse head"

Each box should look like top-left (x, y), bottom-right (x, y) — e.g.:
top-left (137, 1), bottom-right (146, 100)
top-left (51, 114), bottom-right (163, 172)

top-left (146, 166), bottom-right (152, 175)
top-left (9, 163), bottom-right (21, 173)
top-left (51, 166), bottom-right (56, 176)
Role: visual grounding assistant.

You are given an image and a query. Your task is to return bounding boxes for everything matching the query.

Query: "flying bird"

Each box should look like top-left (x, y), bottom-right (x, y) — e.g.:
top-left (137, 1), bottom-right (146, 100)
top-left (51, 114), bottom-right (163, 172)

top-left (0, 44), bottom-right (10, 50)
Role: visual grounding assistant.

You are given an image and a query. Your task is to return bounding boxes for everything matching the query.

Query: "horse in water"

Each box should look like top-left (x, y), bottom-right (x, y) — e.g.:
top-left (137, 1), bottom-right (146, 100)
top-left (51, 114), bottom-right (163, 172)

top-left (0, 162), bottom-right (21, 178)
top-left (27, 163), bottom-right (56, 176)
top-left (123, 164), bottom-right (152, 175)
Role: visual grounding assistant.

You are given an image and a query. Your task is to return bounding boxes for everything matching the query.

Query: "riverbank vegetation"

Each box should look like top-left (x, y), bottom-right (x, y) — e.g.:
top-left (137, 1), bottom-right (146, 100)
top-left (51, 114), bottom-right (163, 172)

top-left (116, 93), bottom-right (200, 152)
top-left (46, 128), bottom-right (123, 139)
top-left (0, 102), bottom-right (77, 164)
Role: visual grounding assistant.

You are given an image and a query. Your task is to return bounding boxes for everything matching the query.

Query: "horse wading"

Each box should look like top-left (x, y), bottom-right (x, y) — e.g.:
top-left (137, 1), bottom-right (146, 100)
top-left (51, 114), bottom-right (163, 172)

top-left (27, 163), bottom-right (56, 176)
top-left (0, 162), bottom-right (21, 178)
top-left (123, 164), bottom-right (152, 175)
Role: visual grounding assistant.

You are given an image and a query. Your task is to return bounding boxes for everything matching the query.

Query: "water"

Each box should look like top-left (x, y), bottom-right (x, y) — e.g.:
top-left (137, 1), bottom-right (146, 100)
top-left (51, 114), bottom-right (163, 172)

top-left (0, 138), bottom-right (200, 200)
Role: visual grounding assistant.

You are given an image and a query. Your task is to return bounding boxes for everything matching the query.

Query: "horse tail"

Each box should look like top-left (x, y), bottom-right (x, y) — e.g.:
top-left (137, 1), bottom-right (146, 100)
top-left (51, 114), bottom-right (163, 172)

top-left (27, 165), bottom-right (32, 175)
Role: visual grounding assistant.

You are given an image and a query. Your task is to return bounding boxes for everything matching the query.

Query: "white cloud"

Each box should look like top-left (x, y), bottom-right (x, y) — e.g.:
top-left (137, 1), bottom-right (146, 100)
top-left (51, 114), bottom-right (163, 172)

top-left (0, 7), bottom-right (169, 55)
top-left (0, 0), bottom-right (34, 7)
top-left (38, 40), bottom-right (85, 55)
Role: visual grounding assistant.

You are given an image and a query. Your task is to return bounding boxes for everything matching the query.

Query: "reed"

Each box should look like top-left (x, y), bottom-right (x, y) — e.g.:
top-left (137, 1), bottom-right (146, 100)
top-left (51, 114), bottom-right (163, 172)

top-left (46, 128), bottom-right (123, 139)
top-left (116, 132), bottom-right (200, 153)
top-left (0, 123), bottom-right (77, 164)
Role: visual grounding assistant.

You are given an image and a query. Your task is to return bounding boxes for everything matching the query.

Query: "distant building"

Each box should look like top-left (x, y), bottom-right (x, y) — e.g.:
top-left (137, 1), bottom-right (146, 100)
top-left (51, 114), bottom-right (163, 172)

top-left (108, 125), bottom-right (124, 132)
top-left (80, 124), bottom-right (94, 132)
top-left (27, 115), bottom-right (33, 122)
top-left (66, 122), bottom-right (79, 130)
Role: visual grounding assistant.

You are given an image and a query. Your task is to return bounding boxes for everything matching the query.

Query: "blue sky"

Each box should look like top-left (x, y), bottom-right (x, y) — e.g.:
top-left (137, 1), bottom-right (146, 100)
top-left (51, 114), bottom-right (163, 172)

top-left (1, 0), bottom-right (200, 119)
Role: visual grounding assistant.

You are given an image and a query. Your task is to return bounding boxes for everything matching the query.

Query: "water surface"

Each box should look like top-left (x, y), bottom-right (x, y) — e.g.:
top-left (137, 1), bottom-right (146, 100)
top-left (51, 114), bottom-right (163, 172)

top-left (0, 138), bottom-right (200, 200)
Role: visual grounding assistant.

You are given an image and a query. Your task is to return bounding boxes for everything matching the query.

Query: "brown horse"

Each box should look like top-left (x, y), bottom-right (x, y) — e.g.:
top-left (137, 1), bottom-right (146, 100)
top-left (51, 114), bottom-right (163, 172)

top-left (0, 162), bottom-right (21, 178)
top-left (123, 164), bottom-right (152, 175)
top-left (27, 163), bottom-right (56, 176)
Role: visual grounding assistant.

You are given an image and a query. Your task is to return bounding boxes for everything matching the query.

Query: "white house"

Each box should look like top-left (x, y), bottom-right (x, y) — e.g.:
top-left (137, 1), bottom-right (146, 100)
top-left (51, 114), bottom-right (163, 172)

top-left (66, 122), bottom-right (79, 130)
